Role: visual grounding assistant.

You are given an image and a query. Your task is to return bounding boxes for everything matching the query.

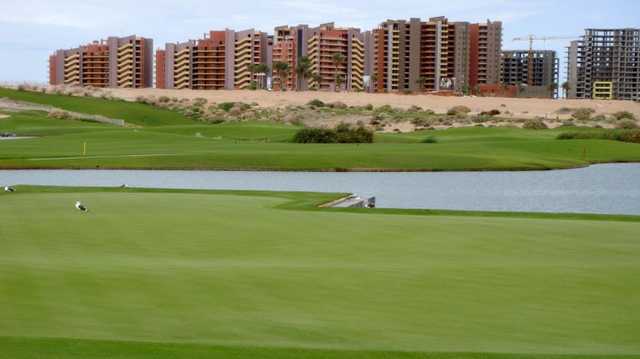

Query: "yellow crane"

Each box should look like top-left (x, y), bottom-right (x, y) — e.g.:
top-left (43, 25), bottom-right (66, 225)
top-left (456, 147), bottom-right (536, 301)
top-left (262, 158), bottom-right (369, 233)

top-left (512, 35), bottom-right (576, 86)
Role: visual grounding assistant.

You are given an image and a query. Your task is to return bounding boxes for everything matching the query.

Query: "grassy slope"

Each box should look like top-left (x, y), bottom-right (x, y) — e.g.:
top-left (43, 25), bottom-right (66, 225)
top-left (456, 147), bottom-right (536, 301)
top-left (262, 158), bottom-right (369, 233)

top-left (2, 88), bottom-right (640, 171)
top-left (1, 186), bottom-right (639, 358)
top-left (0, 88), bottom-right (194, 126)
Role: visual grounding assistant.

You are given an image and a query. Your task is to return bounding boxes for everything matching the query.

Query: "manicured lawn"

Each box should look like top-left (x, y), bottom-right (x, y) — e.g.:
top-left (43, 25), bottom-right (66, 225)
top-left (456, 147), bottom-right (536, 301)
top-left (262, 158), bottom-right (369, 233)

top-left (0, 186), bottom-right (639, 358)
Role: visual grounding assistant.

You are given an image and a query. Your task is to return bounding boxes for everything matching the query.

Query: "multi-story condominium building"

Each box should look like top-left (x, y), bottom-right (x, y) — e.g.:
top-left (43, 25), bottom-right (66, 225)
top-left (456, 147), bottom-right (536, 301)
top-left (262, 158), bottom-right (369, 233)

top-left (501, 50), bottom-right (559, 98)
top-left (567, 28), bottom-right (640, 100)
top-left (468, 21), bottom-right (502, 90)
top-left (272, 25), bottom-right (301, 90)
top-left (156, 29), bottom-right (270, 90)
top-left (272, 23), bottom-right (364, 91)
top-left (371, 17), bottom-right (500, 93)
top-left (49, 36), bottom-right (153, 88)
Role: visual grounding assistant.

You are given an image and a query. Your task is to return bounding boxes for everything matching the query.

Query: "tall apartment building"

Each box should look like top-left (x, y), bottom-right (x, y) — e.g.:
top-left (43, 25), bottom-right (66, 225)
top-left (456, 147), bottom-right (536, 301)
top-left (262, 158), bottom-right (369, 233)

top-left (567, 28), bottom-right (640, 100)
top-left (371, 17), bottom-right (500, 93)
top-left (501, 50), bottom-right (559, 98)
top-left (49, 35), bottom-right (153, 88)
top-left (272, 25), bottom-right (302, 90)
top-left (468, 21), bottom-right (502, 90)
top-left (272, 23), bottom-right (364, 91)
top-left (157, 29), bottom-right (270, 90)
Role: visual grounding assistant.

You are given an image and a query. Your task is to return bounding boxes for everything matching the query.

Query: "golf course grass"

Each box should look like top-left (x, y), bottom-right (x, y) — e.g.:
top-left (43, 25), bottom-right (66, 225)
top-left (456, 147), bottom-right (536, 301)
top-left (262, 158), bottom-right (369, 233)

top-left (1, 186), bottom-right (639, 358)
top-left (2, 87), bottom-right (640, 171)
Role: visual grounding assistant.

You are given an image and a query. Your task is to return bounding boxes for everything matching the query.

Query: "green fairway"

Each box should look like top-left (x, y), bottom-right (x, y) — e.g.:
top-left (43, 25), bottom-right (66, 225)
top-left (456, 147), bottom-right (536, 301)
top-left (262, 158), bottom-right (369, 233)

top-left (1, 186), bottom-right (639, 358)
top-left (1, 110), bottom-right (639, 171)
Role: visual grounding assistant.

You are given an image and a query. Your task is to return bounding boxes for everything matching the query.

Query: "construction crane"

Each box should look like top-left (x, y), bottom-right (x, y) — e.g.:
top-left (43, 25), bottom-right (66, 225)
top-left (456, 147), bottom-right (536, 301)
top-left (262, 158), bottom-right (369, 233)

top-left (512, 35), bottom-right (576, 86)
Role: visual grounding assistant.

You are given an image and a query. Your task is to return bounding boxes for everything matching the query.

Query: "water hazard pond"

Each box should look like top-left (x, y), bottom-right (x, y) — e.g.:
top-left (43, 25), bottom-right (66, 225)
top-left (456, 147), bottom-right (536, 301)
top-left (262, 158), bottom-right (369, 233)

top-left (1, 163), bottom-right (639, 215)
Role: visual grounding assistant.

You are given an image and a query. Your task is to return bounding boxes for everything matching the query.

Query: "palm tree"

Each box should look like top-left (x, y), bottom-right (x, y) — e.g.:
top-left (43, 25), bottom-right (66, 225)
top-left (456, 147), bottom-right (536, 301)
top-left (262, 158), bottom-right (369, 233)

top-left (248, 64), bottom-right (260, 89)
top-left (331, 53), bottom-right (346, 92)
top-left (561, 81), bottom-right (571, 98)
top-left (273, 61), bottom-right (290, 91)
top-left (415, 76), bottom-right (427, 92)
top-left (295, 56), bottom-right (312, 91)
top-left (335, 74), bottom-right (345, 92)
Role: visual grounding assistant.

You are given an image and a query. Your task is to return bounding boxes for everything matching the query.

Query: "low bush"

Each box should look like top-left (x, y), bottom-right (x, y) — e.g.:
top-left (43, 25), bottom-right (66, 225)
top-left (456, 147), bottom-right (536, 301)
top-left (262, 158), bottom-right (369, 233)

top-left (613, 111), bottom-right (635, 121)
top-left (328, 101), bottom-right (347, 109)
top-left (480, 109), bottom-right (501, 116)
top-left (616, 120), bottom-right (639, 129)
top-left (447, 105), bottom-right (471, 117)
top-left (307, 99), bottom-right (325, 108)
top-left (557, 129), bottom-right (640, 144)
top-left (293, 124), bottom-right (374, 144)
top-left (421, 136), bottom-right (438, 144)
top-left (218, 102), bottom-right (235, 112)
top-left (571, 108), bottom-right (595, 122)
top-left (523, 118), bottom-right (548, 130)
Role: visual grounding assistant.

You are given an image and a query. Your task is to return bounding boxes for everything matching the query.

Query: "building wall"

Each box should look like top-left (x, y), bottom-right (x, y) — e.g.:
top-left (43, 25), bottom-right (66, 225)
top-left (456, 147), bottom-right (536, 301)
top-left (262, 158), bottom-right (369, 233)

top-left (566, 41), bottom-right (579, 98)
top-left (156, 50), bottom-right (166, 89)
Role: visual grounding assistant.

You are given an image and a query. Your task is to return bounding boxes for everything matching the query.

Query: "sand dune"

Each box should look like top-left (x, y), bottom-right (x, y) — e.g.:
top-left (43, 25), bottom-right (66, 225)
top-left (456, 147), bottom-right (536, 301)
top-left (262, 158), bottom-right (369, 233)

top-left (108, 88), bottom-right (640, 119)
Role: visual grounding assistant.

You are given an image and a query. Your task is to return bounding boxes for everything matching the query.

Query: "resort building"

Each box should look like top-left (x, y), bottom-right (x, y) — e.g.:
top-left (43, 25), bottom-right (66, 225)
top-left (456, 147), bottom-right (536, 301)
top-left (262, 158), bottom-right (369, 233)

top-left (49, 35), bottom-right (153, 88)
top-left (371, 17), bottom-right (500, 93)
top-left (272, 23), bottom-right (364, 91)
top-left (501, 50), bottom-right (559, 98)
top-left (567, 28), bottom-right (640, 100)
top-left (156, 29), bottom-right (270, 90)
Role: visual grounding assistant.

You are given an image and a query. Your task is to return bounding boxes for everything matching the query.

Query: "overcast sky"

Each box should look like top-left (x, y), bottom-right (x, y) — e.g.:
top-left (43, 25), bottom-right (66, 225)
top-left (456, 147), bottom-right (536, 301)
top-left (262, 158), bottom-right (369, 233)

top-left (0, 0), bottom-right (638, 84)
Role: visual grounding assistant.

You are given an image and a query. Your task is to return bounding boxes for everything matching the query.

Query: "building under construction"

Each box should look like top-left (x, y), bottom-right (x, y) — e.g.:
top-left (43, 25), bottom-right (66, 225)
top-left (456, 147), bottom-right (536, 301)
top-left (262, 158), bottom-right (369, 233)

top-left (567, 28), bottom-right (640, 100)
top-left (501, 50), bottom-right (559, 98)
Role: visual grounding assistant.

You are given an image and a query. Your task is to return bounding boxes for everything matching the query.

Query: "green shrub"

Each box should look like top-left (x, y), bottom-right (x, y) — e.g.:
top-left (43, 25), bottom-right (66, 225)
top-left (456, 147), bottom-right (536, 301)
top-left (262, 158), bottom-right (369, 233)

top-left (293, 128), bottom-right (337, 143)
top-left (480, 109), bottom-right (501, 116)
top-left (447, 105), bottom-right (471, 117)
top-left (613, 111), bottom-right (635, 121)
top-left (307, 99), bottom-right (325, 108)
top-left (293, 124), bottom-right (373, 144)
top-left (328, 101), bottom-right (347, 109)
top-left (375, 104), bottom-right (394, 113)
top-left (218, 102), bottom-right (235, 112)
top-left (193, 98), bottom-right (208, 107)
top-left (523, 118), bottom-right (548, 130)
top-left (571, 108), bottom-right (595, 122)
top-left (421, 136), bottom-right (438, 144)
top-left (616, 120), bottom-right (639, 129)
top-left (363, 104), bottom-right (374, 111)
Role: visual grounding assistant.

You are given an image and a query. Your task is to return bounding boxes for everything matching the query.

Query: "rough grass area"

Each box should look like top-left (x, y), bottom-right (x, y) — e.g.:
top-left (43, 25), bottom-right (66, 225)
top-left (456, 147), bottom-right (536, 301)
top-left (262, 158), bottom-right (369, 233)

top-left (558, 129), bottom-right (640, 144)
top-left (0, 186), bottom-right (639, 358)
